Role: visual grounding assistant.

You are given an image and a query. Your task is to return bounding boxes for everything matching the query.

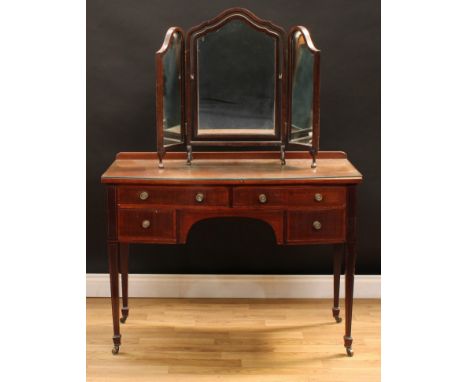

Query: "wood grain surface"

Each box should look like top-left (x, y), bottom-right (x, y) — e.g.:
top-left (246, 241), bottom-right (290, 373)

top-left (87, 298), bottom-right (380, 381)
top-left (102, 156), bottom-right (362, 185)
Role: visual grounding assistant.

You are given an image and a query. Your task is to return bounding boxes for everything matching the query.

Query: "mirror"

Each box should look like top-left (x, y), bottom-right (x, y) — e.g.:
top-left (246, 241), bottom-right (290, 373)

top-left (155, 10), bottom-right (321, 167)
top-left (196, 19), bottom-right (276, 136)
top-left (162, 32), bottom-right (183, 146)
top-left (290, 31), bottom-right (314, 145)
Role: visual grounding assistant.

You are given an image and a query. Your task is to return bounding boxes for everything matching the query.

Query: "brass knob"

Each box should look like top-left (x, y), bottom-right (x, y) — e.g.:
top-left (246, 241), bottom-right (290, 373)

top-left (258, 194), bottom-right (267, 204)
top-left (139, 191), bottom-right (149, 200)
top-left (314, 193), bottom-right (323, 202)
top-left (313, 221), bottom-right (322, 230)
top-left (141, 219), bottom-right (151, 229)
top-left (195, 192), bottom-right (204, 203)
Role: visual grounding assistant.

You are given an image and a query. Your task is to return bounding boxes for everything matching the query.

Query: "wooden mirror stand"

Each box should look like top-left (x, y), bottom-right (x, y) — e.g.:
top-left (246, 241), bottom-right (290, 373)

top-left (156, 8), bottom-right (321, 168)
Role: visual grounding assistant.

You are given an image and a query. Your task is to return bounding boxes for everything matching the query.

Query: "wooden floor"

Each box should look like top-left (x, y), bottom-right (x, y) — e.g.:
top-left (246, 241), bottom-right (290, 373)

top-left (87, 298), bottom-right (380, 382)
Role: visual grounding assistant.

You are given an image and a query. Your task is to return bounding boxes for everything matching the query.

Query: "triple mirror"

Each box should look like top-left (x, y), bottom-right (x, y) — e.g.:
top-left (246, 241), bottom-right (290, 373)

top-left (156, 8), bottom-right (320, 167)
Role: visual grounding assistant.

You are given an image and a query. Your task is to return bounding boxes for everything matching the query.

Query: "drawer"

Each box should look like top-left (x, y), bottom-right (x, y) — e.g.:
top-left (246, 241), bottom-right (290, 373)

top-left (286, 209), bottom-right (346, 244)
top-left (118, 208), bottom-right (176, 243)
top-left (118, 186), bottom-right (229, 207)
top-left (233, 186), bottom-right (346, 208)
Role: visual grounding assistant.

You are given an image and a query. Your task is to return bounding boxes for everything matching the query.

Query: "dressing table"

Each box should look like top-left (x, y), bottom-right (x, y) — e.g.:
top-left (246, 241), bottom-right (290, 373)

top-left (101, 8), bottom-right (362, 357)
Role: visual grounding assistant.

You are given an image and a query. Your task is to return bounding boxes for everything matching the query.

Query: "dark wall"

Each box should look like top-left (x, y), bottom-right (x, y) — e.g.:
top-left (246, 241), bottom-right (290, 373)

top-left (87, 0), bottom-right (380, 275)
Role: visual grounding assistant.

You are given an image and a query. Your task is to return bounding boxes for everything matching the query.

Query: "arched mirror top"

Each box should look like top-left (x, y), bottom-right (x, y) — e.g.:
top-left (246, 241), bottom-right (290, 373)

top-left (289, 26), bottom-right (320, 54)
top-left (157, 26), bottom-right (184, 55)
top-left (186, 8), bottom-right (286, 48)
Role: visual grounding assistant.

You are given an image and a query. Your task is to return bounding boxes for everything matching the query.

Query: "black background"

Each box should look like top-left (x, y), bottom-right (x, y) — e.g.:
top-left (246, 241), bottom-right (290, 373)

top-left (87, 0), bottom-right (380, 275)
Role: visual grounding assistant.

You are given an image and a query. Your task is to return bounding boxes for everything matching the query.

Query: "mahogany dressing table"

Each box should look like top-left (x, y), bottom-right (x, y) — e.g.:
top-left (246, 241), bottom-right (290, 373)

top-left (101, 8), bottom-right (363, 357)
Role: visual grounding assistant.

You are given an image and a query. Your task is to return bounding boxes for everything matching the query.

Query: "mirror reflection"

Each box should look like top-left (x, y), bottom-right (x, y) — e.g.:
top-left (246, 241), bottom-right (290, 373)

top-left (290, 31), bottom-right (314, 144)
top-left (197, 19), bottom-right (276, 135)
top-left (163, 32), bottom-right (182, 146)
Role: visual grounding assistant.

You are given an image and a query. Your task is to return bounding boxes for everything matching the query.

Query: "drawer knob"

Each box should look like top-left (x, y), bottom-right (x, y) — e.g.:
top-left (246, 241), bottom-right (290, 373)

top-left (141, 219), bottom-right (151, 229)
top-left (139, 191), bottom-right (149, 200)
top-left (314, 193), bottom-right (323, 202)
top-left (313, 220), bottom-right (322, 230)
top-left (258, 194), bottom-right (267, 204)
top-left (195, 192), bottom-right (204, 203)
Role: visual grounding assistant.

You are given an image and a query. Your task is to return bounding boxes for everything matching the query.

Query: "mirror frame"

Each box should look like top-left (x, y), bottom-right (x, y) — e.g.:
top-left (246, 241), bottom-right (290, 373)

top-left (287, 26), bottom-right (321, 166)
top-left (185, 8), bottom-right (287, 147)
top-left (154, 9), bottom-right (321, 167)
top-left (156, 27), bottom-right (186, 167)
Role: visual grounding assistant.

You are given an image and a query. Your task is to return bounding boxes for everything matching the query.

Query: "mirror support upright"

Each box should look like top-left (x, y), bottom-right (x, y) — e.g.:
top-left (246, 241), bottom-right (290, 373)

top-left (186, 145), bottom-right (192, 166)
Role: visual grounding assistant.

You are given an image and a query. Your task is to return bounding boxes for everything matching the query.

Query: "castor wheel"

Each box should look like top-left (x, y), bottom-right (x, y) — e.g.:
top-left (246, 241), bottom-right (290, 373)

top-left (112, 346), bottom-right (120, 355)
top-left (120, 316), bottom-right (127, 324)
top-left (334, 316), bottom-right (342, 323)
top-left (346, 347), bottom-right (354, 357)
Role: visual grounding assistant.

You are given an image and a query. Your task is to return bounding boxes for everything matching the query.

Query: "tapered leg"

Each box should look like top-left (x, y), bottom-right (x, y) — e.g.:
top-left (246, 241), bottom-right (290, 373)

top-left (119, 243), bottom-right (129, 324)
top-left (332, 244), bottom-right (344, 323)
top-left (344, 185), bottom-right (357, 357)
top-left (108, 241), bottom-right (121, 355)
top-left (344, 242), bottom-right (357, 356)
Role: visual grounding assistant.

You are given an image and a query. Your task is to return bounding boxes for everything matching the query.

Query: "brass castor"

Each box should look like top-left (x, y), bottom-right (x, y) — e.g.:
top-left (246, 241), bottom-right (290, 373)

top-left (346, 347), bottom-right (353, 357)
top-left (112, 345), bottom-right (120, 355)
top-left (120, 316), bottom-right (127, 324)
top-left (334, 316), bottom-right (342, 323)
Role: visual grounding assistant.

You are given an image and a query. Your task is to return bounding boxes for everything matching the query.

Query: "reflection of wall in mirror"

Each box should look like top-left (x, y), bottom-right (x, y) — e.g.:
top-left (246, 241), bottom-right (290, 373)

top-left (291, 34), bottom-right (314, 143)
top-left (197, 19), bottom-right (276, 131)
top-left (162, 38), bottom-right (181, 133)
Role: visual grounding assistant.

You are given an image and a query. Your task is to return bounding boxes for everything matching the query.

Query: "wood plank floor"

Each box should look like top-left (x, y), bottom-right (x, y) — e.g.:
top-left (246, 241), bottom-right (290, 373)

top-left (87, 298), bottom-right (380, 382)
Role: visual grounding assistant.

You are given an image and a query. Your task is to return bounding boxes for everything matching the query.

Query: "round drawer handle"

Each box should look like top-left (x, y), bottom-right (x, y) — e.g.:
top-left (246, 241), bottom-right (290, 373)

top-left (195, 192), bottom-right (204, 203)
top-left (139, 191), bottom-right (149, 200)
top-left (141, 219), bottom-right (151, 229)
top-left (258, 193), bottom-right (267, 204)
top-left (312, 221), bottom-right (322, 230)
top-left (314, 193), bottom-right (323, 202)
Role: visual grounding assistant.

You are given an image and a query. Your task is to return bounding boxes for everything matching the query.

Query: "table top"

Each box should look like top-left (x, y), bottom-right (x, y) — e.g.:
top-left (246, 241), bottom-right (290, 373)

top-left (101, 152), bottom-right (362, 185)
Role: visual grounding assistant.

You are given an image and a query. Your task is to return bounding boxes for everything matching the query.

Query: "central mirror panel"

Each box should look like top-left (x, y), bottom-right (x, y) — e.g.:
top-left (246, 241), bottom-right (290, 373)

top-left (196, 19), bottom-right (276, 136)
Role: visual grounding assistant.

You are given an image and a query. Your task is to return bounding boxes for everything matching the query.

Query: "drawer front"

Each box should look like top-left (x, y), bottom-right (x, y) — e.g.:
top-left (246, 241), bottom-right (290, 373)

top-left (118, 186), bottom-right (229, 207)
top-left (233, 186), bottom-right (346, 208)
top-left (118, 208), bottom-right (176, 243)
top-left (287, 209), bottom-right (346, 244)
